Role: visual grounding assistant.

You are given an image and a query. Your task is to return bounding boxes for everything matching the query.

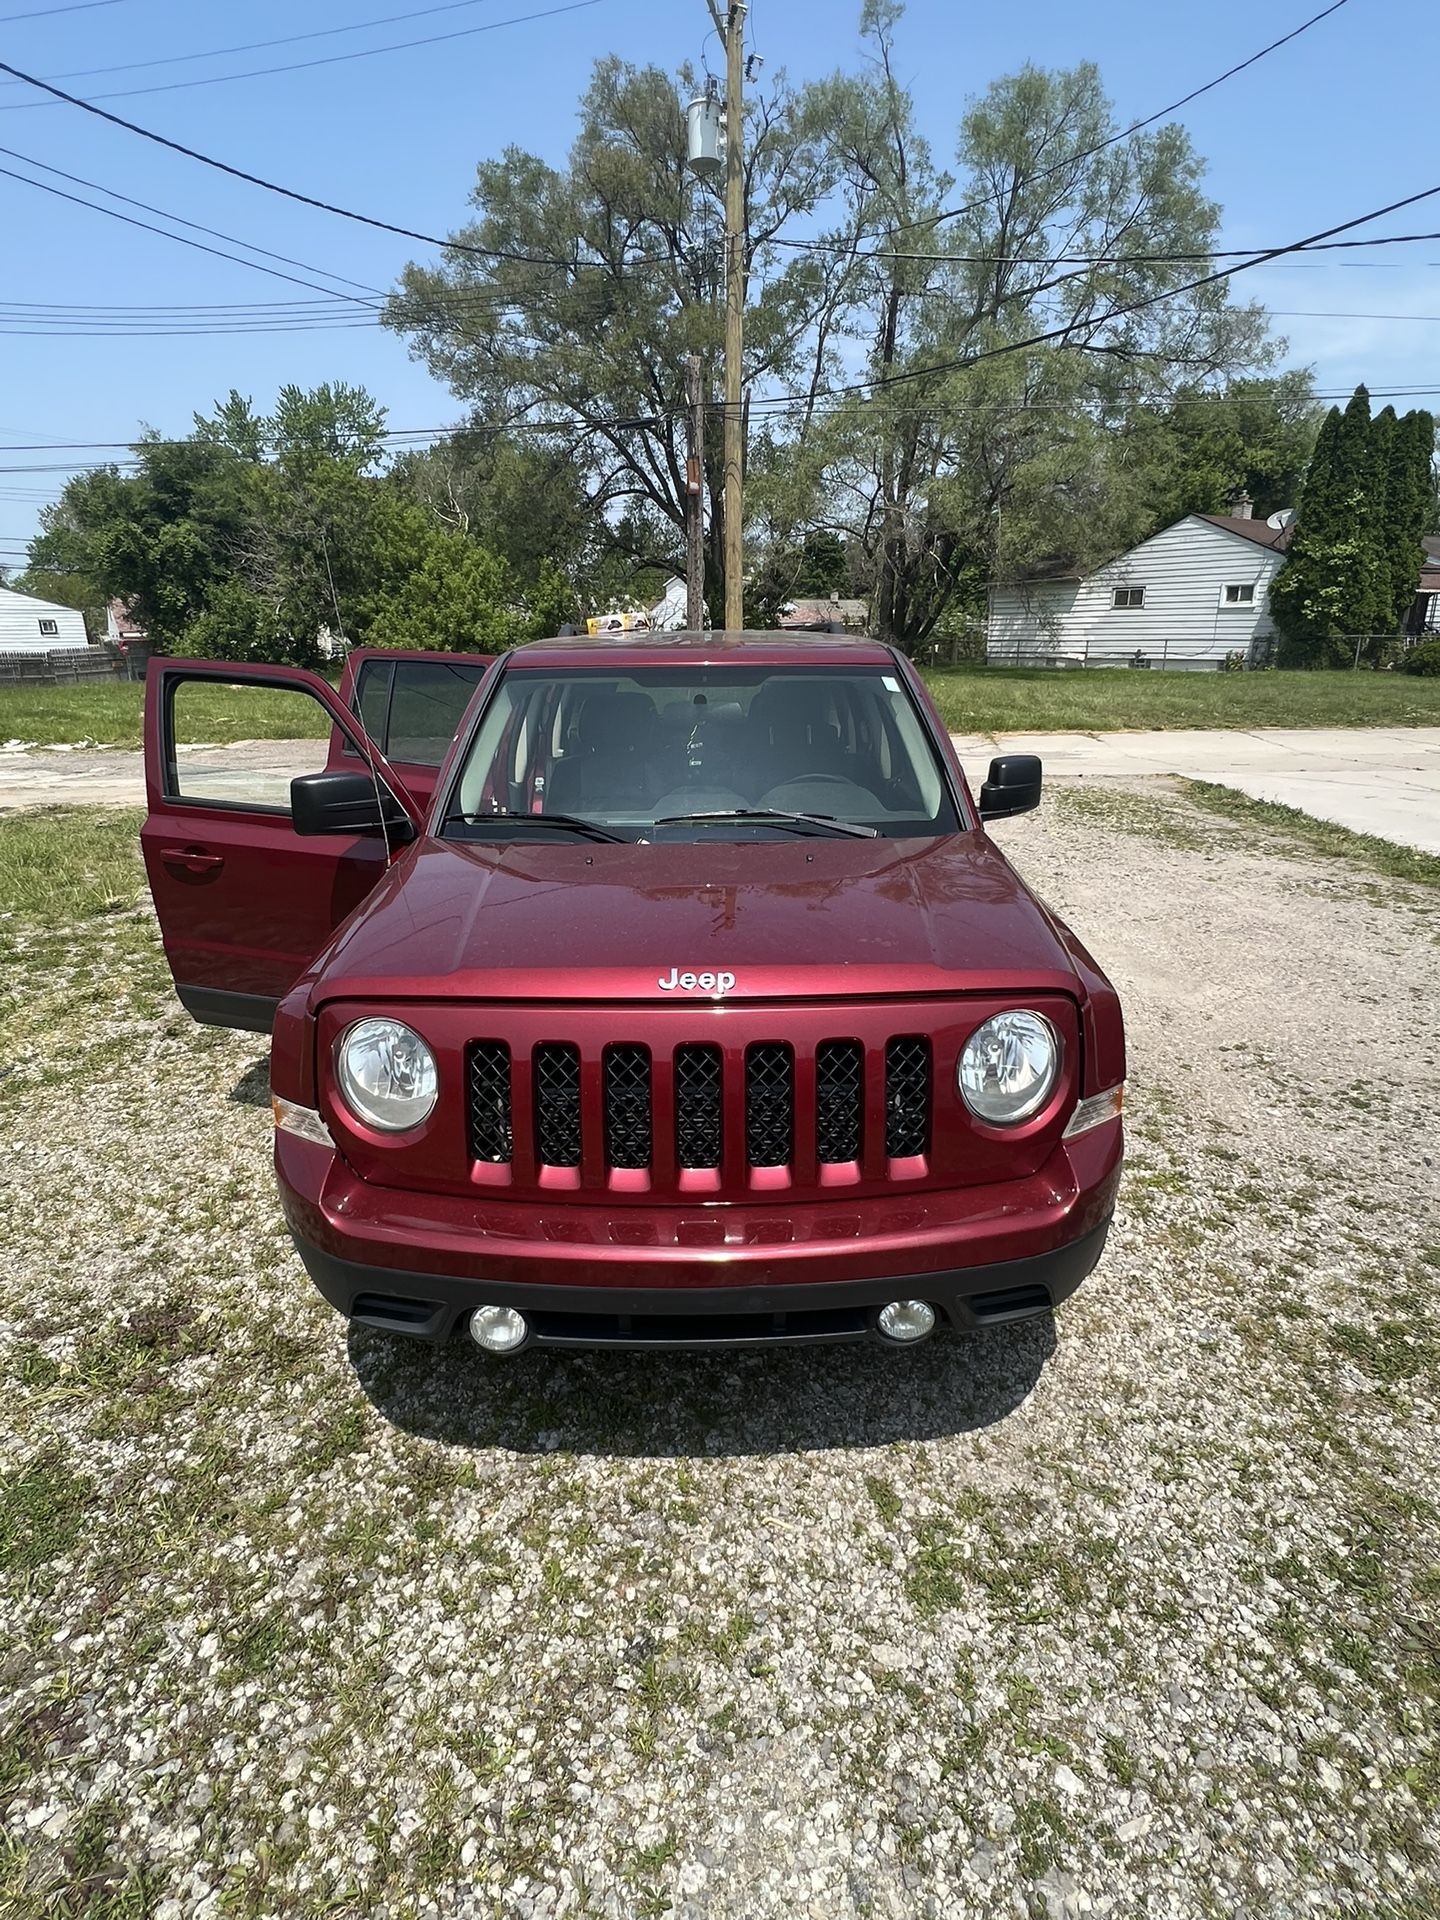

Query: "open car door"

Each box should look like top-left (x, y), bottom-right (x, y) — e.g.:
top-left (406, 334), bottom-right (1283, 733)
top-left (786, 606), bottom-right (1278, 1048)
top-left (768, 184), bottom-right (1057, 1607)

top-left (141, 659), bottom-right (422, 1032)
top-left (326, 647), bottom-right (493, 809)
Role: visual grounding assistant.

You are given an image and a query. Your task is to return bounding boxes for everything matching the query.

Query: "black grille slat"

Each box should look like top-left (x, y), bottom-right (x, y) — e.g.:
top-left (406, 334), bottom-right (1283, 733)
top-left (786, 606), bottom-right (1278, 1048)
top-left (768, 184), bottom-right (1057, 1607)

top-left (604, 1044), bottom-right (652, 1170)
top-left (466, 1041), bottom-right (513, 1163)
top-left (534, 1042), bottom-right (582, 1167)
top-left (746, 1042), bottom-right (794, 1168)
top-left (815, 1039), bottom-right (863, 1163)
top-left (885, 1035), bottom-right (931, 1158)
top-left (675, 1045), bottom-right (722, 1168)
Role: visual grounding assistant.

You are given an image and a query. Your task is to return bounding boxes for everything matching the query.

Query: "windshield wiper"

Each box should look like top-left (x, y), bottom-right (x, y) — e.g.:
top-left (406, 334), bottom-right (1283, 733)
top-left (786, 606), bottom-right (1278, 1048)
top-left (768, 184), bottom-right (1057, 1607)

top-left (650, 808), bottom-right (878, 840)
top-left (452, 810), bottom-right (627, 844)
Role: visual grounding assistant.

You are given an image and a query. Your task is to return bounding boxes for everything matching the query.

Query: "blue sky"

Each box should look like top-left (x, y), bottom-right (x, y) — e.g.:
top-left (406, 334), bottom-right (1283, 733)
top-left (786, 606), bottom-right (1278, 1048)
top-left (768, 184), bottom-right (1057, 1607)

top-left (0, 0), bottom-right (1433, 562)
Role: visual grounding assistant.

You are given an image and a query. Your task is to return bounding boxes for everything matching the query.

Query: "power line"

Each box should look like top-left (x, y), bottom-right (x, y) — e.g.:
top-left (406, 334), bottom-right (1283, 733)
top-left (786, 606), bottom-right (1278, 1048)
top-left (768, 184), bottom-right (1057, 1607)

top-left (0, 0), bottom-right (518, 87)
top-left (0, 157), bottom-right (388, 305)
top-left (774, 0), bottom-right (1354, 262)
top-left (0, 0), bottom-right (120, 19)
top-left (776, 231), bottom-right (1440, 269)
top-left (0, 143), bottom-right (382, 298)
top-left (747, 181), bottom-right (1440, 413)
top-left (0, 48), bottom-right (635, 274)
top-left (0, 0), bottom-right (606, 110)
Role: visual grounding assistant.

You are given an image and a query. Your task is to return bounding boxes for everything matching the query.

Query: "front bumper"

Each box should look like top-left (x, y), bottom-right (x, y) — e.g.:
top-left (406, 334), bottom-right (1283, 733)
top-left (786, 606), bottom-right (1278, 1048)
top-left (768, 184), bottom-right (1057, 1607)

top-left (278, 1120), bottom-right (1122, 1348)
top-left (292, 1217), bottom-right (1112, 1347)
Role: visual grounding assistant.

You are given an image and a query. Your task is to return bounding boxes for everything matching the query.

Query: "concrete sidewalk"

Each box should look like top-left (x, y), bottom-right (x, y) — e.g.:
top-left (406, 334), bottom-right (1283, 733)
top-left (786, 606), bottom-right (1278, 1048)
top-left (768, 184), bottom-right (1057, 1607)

top-left (951, 726), bottom-right (1440, 855)
top-left (3, 726), bottom-right (1438, 855)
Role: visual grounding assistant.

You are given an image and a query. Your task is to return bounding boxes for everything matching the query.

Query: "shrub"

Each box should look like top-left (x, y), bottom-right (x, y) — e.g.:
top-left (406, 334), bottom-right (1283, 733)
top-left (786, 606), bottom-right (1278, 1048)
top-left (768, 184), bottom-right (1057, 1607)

top-left (1403, 637), bottom-right (1440, 676)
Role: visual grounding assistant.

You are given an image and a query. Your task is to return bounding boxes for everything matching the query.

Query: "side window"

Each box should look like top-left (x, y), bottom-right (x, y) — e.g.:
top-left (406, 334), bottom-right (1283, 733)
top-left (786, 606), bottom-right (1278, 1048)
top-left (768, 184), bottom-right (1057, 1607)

top-left (387, 661), bottom-right (487, 766)
top-left (168, 677), bottom-right (334, 811)
top-left (355, 660), bottom-right (394, 743)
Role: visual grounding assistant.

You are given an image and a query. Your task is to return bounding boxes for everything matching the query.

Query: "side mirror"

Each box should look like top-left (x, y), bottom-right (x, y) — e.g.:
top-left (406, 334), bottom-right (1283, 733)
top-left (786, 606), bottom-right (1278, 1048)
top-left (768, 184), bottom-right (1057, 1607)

top-left (291, 770), bottom-right (415, 840)
top-left (978, 754), bottom-right (1042, 821)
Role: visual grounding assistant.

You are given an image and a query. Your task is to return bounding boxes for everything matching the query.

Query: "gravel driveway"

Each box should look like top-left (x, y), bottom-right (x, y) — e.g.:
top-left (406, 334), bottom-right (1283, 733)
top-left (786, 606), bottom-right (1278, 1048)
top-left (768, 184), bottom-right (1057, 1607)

top-left (1, 786), bottom-right (1436, 1920)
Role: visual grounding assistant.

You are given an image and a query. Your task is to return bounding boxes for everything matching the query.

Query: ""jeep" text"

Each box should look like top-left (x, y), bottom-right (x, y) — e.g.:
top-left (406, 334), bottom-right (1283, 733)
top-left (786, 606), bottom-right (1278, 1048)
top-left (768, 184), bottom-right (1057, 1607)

top-left (658, 967), bottom-right (736, 995)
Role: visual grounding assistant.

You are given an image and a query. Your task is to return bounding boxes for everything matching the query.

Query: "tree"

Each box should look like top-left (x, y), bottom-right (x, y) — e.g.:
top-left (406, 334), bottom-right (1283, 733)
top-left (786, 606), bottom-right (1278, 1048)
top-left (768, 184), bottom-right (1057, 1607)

top-left (1270, 386), bottom-right (1432, 664)
top-left (385, 50), bottom-right (883, 613)
top-left (791, 48), bottom-right (1281, 647)
top-left (360, 498), bottom-right (532, 652)
top-left (23, 385), bottom-right (429, 662)
top-left (1125, 373), bottom-right (1319, 526)
top-left (1375, 405), bottom-right (1435, 631)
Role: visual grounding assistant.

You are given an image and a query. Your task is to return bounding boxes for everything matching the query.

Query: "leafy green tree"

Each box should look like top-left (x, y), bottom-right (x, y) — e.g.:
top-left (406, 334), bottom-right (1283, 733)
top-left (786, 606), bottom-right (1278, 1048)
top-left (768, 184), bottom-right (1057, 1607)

top-left (183, 578), bottom-right (305, 666)
top-left (360, 498), bottom-right (529, 652)
top-left (794, 46), bottom-right (1280, 647)
top-left (385, 48), bottom-right (885, 609)
top-left (1127, 374), bottom-right (1319, 525)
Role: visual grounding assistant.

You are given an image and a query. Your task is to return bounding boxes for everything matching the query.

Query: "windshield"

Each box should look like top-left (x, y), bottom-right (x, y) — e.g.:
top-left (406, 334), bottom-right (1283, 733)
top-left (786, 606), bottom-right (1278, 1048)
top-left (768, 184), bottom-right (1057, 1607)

top-left (443, 664), bottom-right (960, 841)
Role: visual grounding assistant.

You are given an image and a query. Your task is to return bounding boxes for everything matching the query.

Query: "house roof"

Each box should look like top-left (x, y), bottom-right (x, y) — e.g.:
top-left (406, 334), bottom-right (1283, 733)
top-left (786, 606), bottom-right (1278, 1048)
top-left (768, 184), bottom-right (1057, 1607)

top-left (0, 585), bottom-right (83, 618)
top-left (1191, 512), bottom-right (1292, 551)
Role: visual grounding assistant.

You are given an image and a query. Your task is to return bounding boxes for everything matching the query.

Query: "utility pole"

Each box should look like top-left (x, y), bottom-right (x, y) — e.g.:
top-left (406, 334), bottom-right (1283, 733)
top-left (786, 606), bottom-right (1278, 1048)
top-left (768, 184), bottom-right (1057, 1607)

top-left (685, 353), bottom-right (705, 630)
top-left (708, 0), bottom-right (746, 631)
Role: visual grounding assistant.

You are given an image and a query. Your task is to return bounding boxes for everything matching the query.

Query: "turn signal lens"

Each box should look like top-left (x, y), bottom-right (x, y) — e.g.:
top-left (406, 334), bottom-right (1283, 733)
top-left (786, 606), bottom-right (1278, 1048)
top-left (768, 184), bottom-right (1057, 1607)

top-left (1062, 1083), bottom-right (1125, 1139)
top-left (271, 1096), bottom-right (334, 1148)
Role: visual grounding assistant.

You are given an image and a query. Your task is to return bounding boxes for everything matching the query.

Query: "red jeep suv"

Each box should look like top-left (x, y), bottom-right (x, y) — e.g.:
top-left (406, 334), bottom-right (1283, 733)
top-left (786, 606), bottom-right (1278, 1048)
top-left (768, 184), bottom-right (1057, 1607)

top-left (141, 633), bottom-right (1124, 1354)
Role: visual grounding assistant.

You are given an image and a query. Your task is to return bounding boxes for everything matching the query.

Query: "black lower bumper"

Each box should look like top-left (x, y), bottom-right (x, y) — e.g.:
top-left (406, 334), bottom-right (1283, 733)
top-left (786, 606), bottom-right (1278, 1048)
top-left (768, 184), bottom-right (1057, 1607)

top-left (292, 1219), bottom-right (1113, 1350)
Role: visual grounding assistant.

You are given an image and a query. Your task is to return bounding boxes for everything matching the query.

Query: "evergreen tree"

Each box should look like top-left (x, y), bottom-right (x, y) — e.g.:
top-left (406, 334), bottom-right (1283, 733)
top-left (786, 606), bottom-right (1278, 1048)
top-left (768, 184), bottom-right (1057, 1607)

top-left (1270, 386), bottom-right (1385, 665)
top-left (1380, 409), bottom-right (1435, 631)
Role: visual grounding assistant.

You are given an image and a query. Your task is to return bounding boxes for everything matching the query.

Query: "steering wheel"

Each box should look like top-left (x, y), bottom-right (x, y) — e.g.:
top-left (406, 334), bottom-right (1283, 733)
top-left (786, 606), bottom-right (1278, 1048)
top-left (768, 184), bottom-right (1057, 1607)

top-left (778, 771), bottom-right (854, 786)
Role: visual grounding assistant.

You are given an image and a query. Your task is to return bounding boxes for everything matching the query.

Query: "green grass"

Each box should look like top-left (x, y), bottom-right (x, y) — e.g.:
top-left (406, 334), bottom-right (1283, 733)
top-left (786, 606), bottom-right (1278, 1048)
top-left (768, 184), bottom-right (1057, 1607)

top-left (0, 680), bottom-right (332, 751)
top-left (6, 664), bottom-right (1440, 749)
top-left (0, 808), bottom-right (147, 923)
top-left (1186, 782), bottom-right (1440, 889)
top-left (921, 665), bottom-right (1440, 734)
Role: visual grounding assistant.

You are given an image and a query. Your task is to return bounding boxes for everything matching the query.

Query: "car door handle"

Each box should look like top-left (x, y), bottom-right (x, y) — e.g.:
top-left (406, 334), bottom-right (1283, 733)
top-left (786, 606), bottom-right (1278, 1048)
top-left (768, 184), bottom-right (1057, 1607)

top-left (159, 844), bottom-right (224, 874)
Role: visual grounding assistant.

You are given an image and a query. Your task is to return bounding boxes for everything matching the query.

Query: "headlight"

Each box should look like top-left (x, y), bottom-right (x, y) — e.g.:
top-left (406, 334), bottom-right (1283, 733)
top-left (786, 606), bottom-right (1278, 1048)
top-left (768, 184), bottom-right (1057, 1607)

top-left (958, 1011), bottom-right (1058, 1125)
top-left (335, 1018), bottom-right (438, 1132)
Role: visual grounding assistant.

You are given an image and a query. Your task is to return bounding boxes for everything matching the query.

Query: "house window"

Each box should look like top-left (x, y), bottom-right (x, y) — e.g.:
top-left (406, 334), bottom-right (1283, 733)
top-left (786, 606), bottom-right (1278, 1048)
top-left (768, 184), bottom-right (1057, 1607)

top-left (1111, 587), bottom-right (1145, 610)
top-left (37, 618), bottom-right (59, 636)
top-left (1223, 584), bottom-right (1255, 606)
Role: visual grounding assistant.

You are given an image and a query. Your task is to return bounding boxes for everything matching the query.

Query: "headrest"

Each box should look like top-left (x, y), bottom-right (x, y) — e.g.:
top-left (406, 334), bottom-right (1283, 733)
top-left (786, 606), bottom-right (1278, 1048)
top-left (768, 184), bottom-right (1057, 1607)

top-left (750, 680), bottom-right (833, 737)
top-left (579, 691), bottom-right (653, 749)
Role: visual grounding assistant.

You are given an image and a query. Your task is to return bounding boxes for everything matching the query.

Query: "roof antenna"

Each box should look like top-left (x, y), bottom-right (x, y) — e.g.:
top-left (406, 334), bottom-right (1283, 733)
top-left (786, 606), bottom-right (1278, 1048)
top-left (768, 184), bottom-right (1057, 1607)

top-left (320, 528), bottom-right (397, 867)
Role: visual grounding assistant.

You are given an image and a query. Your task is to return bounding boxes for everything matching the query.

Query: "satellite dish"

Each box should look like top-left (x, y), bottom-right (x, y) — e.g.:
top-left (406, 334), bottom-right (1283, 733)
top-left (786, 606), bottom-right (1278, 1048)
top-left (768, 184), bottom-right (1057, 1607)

top-left (1267, 508), bottom-right (1295, 530)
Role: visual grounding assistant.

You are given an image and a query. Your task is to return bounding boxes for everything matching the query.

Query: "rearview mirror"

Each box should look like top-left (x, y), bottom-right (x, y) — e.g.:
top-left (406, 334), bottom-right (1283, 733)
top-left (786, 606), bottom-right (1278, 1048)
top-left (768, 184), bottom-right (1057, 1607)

top-left (291, 770), bottom-right (414, 840)
top-left (978, 754), bottom-right (1042, 821)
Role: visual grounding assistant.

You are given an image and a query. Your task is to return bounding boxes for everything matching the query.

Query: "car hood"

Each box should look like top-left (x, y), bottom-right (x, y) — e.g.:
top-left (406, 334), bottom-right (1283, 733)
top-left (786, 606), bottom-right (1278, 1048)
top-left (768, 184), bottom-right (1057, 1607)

top-left (308, 832), bottom-right (1082, 1005)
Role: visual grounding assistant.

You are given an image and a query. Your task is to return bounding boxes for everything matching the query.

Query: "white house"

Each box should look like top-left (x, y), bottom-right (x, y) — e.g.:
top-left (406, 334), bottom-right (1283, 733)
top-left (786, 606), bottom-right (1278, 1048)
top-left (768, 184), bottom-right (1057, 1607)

top-left (987, 502), bottom-right (1291, 671)
top-left (0, 585), bottom-right (88, 653)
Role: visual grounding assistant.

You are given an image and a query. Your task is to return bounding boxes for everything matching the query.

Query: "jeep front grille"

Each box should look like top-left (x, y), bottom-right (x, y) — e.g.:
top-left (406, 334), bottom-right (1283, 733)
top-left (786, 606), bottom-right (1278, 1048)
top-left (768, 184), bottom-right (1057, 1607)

top-left (745, 1042), bottom-right (793, 1168)
top-left (815, 1038), bottom-right (864, 1163)
top-left (534, 1041), bottom-right (582, 1168)
top-left (884, 1035), bottom-right (932, 1158)
top-left (604, 1043), bottom-right (652, 1170)
top-left (466, 1041), bottom-right (513, 1163)
top-left (675, 1043), bottom-right (723, 1169)
top-left (465, 1031), bottom-right (936, 1184)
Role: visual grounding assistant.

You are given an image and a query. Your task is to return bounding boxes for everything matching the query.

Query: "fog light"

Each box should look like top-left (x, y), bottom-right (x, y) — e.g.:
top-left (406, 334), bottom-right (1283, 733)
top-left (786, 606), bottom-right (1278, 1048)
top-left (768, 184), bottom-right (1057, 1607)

top-left (468, 1305), bottom-right (529, 1354)
top-left (876, 1299), bottom-right (936, 1344)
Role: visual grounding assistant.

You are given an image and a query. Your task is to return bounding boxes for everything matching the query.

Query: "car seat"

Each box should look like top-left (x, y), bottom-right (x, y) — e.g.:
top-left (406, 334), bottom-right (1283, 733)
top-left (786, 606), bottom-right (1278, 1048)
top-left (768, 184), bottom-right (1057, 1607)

top-left (545, 691), bottom-right (656, 814)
